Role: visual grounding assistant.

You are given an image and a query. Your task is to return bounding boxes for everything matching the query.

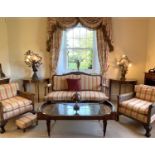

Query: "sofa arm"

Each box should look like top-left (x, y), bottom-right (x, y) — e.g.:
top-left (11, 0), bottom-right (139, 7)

top-left (44, 83), bottom-right (52, 96)
top-left (17, 90), bottom-right (35, 103)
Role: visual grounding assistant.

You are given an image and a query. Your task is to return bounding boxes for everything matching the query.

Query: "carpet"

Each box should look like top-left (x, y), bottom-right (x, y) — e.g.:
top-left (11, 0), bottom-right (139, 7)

top-left (0, 116), bottom-right (155, 138)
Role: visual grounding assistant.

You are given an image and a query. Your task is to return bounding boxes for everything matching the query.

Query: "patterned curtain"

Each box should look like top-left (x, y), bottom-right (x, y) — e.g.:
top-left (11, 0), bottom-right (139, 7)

top-left (47, 17), bottom-right (113, 76)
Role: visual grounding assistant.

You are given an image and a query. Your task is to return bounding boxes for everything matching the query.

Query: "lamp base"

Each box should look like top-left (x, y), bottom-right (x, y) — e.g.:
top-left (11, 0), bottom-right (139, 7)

top-left (32, 72), bottom-right (39, 81)
top-left (120, 77), bottom-right (126, 81)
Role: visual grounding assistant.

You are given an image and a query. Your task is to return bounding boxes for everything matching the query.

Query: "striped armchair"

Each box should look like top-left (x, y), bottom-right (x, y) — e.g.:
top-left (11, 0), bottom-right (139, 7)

top-left (45, 72), bottom-right (109, 103)
top-left (0, 83), bottom-right (35, 133)
top-left (117, 84), bottom-right (155, 137)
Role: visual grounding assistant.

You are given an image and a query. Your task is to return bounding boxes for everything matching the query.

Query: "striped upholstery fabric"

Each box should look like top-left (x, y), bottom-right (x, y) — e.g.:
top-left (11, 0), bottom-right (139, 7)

top-left (0, 83), bottom-right (19, 101)
top-left (119, 98), bottom-right (152, 115)
top-left (80, 75), bottom-right (101, 91)
top-left (3, 105), bottom-right (33, 120)
top-left (45, 91), bottom-right (108, 101)
top-left (119, 107), bottom-right (148, 123)
top-left (1, 96), bottom-right (32, 112)
top-left (78, 91), bottom-right (108, 101)
top-left (135, 84), bottom-right (155, 102)
top-left (53, 74), bottom-right (101, 91)
top-left (45, 91), bottom-right (76, 101)
top-left (16, 113), bottom-right (37, 129)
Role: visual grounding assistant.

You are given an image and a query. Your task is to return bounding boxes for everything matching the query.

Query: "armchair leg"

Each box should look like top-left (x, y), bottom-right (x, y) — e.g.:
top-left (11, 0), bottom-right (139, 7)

top-left (144, 124), bottom-right (152, 137)
top-left (0, 121), bottom-right (7, 133)
top-left (116, 113), bottom-right (119, 121)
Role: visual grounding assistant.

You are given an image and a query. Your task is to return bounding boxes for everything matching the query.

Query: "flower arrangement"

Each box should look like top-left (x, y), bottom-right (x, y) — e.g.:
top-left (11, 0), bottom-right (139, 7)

top-left (117, 55), bottom-right (132, 81)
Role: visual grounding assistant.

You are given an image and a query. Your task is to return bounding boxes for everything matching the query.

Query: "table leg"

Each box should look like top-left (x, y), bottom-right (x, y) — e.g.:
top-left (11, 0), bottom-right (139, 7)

top-left (109, 80), bottom-right (112, 101)
top-left (46, 120), bottom-right (51, 137)
top-left (37, 81), bottom-right (40, 102)
top-left (118, 83), bottom-right (121, 95)
top-left (23, 82), bottom-right (26, 92)
top-left (103, 120), bottom-right (107, 137)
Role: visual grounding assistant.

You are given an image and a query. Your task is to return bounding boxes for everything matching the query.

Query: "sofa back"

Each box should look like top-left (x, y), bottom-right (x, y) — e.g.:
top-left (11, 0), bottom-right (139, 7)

top-left (0, 83), bottom-right (19, 101)
top-left (52, 72), bottom-right (102, 91)
top-left (135, 84), bottom-right (155, 102)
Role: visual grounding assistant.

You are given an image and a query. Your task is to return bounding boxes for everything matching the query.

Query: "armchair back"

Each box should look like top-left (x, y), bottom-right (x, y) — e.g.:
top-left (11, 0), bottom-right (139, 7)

top-left (0, 83), bottom-right (19, 101)
top-left (135, 84), bottom-right (155, 102)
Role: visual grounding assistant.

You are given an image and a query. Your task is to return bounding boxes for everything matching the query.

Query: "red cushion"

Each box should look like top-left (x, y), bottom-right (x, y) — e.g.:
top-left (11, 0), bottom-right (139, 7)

top-left (67, 79), bottom-right (81, 91)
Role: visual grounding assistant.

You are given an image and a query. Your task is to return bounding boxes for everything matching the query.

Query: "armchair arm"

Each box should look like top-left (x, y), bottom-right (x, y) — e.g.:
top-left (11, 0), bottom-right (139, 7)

top-left (101, 83), bottom-right (109, 96)
top-left (44, 83), bottom-right (52, 96)
top-left (118, 92), bottom-right (136, 103)
top-left (147, 103), bottom-right (155, 124)
top-left (149, 103), bottom-right (155, 117)
top-left (17, 90), bottom-right (35, 103)
top-left (17, 90), bottom-right (35, 111)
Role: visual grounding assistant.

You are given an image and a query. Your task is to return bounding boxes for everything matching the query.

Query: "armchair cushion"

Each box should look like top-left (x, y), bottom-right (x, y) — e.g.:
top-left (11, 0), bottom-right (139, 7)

top-left (119, 98), bottom-right (152, 115)
top-left (119, 107), bottom-right (148, 123)
top-left (1, 96), bottom-right (32, 112)
top-left (3, 105), bottom-right (33, 120)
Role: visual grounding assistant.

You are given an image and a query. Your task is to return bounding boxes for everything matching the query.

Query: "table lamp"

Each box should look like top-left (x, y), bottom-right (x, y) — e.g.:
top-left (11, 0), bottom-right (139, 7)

top-left (24, 50), bottom-right (42, 81)
top-left (117, 54), bottom-right (132, 81)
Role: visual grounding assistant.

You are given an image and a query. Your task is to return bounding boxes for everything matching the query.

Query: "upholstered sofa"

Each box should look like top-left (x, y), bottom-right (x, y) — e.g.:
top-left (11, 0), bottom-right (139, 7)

top-left (0, 83), bottom-right (35, 133)
top-left (45, 72), bottom-right (109, 102)
top-left (117, 84), bottom-right (155, 137)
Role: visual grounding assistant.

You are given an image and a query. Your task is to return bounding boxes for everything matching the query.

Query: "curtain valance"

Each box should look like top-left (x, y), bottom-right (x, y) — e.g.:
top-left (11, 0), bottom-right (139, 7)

top-left (47, 17), bottom-right (114, 52)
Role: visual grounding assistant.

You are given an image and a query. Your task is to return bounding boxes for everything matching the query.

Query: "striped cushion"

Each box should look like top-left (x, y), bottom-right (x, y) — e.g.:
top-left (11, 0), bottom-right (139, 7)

top-left (45, 91), bottom-right (108, 101)
top-left (53, 74), bottom-right (101, 91)
top-left (135, 84), bottom-right (155, 102)
top-left (119, 98), bottom-right (152, 115)
top-left (119, 107), bottom-right (148, 123)
top-left (78, 91), bottom-right (108, 101)
top-left (16, 113), bottom-right (37, 129)
top-left (45, 91), bottom-right (76, 101)
top-left (3, 105), bottom-right (33, 120)
top-left (1, 96), bottom-right (32, 112)
top-left (0, 83), bottom-right (19, 101)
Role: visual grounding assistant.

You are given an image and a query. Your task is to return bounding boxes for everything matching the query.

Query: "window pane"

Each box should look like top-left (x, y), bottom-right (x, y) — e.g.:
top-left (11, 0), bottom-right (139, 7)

top-left (65, 24), bottom-right (94, 70)
top-left (68, 49), bottom-right (93, 70)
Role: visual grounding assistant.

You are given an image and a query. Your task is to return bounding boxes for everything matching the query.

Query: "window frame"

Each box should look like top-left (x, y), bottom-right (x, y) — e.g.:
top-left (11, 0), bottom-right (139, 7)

top-left (64, 25), bottom-right (96, 73)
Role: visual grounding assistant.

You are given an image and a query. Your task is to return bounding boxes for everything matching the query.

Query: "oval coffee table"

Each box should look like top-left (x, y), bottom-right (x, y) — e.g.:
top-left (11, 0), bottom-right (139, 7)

top-left (37, 100), bottom-right (116, 137)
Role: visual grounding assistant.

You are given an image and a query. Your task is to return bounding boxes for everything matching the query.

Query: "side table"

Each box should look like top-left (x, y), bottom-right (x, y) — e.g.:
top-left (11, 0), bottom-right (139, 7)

top-left (22, 78), bottom-right (50, 102)
top-left (109, 79), bottom-right (137, 101)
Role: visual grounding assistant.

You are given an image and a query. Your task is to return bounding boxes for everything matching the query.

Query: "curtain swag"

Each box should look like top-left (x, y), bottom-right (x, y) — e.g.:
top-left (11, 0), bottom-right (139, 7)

top-left (47, 17), bottom-right (114, 76)
top-left (47, 17), bottom-right (114, 52)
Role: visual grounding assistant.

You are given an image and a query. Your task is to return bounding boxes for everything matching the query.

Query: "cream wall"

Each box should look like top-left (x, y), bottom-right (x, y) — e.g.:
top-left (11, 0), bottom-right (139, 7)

top-left (0, 17), bottom-right (150, 100)
top-left (145, 18), bottom-right (155, 71)
top-left (107, 18), bottom-right (148, 84)
top-left (6, 18), bottom-right (148, 84)
top-left (0, 18), bottom-right (11, 77)
top-left (7, 18), bottom-right (50, 81)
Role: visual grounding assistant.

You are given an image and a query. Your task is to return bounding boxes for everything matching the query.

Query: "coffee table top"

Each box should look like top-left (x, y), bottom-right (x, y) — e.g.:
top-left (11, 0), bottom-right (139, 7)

top-left (38, 101), bottom-right (115, 118)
